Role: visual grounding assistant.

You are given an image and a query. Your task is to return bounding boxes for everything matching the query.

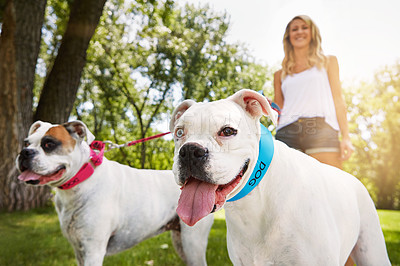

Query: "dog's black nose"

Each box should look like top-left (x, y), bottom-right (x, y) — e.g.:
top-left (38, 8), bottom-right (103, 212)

top-left (178, 143), bottom-right (210, 183)
top-left (179, 143), bottom-right (209, 161)
top-left (21, 148), bottom-right (36, 159)
top-left (18, 148), bottom-right (37, 172)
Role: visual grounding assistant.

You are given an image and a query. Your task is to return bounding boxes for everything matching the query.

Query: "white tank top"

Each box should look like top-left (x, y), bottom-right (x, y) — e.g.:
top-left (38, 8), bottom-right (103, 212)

top-left (277, 66), bottom-right (340, 131)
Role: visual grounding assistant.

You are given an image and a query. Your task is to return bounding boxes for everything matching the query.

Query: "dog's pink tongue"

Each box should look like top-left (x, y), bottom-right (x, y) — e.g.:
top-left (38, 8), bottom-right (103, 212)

top-left (18, 171), bottom-right (41, 181)
top-left (177, 178), bottom-right (218, 226)
top-left (18, 169), bottom-right (65, 185)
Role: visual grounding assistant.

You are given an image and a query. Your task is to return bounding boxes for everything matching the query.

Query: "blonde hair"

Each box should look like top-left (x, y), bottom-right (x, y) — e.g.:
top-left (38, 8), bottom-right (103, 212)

top-left (281, 15), bottom-right (327, 80)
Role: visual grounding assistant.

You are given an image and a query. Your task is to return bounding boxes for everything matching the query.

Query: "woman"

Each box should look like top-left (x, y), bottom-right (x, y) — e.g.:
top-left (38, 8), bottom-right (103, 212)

top-left (274, 15), bottom-right (354, 169)
top-left (274, 15), bottom-right (355, 266)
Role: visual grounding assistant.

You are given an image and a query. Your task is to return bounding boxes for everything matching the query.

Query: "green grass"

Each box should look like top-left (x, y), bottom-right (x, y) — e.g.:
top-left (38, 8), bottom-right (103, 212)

top-left (0, 208), bottom-right (398, 265)
top-left (378, 209), bottom-right (400, 265)
top-left (0, 208), bottom-right (230, 266)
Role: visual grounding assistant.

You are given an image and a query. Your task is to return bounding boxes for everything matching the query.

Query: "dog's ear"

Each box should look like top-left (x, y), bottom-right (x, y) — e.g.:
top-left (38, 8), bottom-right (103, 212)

top-left (63, 121), bottom-right (95, 144)
top-left (169, 100), bottom-right (196, 131)
top-left (229, 89), bottom-right (278, 126)
top-left (28, 121), bottom-right (44, 136)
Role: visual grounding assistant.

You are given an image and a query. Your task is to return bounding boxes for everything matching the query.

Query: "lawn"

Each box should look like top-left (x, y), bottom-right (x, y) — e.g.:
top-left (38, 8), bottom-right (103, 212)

top-left (0, 208), bottom-right (398, 265)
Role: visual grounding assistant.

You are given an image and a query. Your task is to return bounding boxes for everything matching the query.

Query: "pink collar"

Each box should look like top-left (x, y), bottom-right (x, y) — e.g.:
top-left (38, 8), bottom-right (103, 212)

top-left (58, 141), bottom-right (105, 190)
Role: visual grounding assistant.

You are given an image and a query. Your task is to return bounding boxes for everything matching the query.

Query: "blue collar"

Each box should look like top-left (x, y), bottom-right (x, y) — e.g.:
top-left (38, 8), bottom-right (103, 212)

top-left (227, 123), bottom-right (274, 202)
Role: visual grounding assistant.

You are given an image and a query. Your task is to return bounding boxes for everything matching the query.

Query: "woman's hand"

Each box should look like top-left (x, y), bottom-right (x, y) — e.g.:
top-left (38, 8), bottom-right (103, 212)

top-left (340, 138), bottom-right (354, 161)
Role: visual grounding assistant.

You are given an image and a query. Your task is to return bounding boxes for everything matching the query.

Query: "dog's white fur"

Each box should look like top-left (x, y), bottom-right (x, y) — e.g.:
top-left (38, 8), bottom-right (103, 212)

top-left (170, 89), bottom-right (390, 265)
top-left (16, 121), bottom-right (213, 266)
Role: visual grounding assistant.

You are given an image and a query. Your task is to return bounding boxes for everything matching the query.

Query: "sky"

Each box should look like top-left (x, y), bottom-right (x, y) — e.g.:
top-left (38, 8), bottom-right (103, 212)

top-left (178, 0), bottom-right (400, 86)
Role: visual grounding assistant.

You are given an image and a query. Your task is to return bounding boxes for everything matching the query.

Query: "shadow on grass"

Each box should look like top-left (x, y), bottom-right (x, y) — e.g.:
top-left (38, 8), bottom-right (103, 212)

top-left (0, 208), bottom-right (398, 265)
top-left (103, 219), bottom-right (231, 266)
top-left (0, 207), bottom-right (231, 266)
top-left (0, 207), bottom-right (75, 266)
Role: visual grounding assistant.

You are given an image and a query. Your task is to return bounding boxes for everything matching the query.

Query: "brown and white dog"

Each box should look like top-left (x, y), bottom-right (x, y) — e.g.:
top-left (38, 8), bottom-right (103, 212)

top-left (16, 120), bottom-right (213, 266)
top-left (169, 89), bottom-right (390, 265)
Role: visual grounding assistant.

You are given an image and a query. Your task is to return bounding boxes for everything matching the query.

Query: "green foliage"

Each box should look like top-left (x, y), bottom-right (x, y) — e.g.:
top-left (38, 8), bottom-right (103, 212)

top-left (30, 0), bottom-right (400, 208)
top-left (35, 0), bottom-right (272, 170)
top-left (0, 207), bottom-right (399, 265)
top-left (344, 62), bottom-right (400, 209)
top-left (70, 0), bottom-right (271, 169)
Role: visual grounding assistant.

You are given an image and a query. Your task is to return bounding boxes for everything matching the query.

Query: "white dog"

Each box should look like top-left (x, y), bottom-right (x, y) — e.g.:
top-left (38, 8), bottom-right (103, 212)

top-left (16, 120), bottom-right (213, 266)
top-left (169, 89), bottom-right (390, 265)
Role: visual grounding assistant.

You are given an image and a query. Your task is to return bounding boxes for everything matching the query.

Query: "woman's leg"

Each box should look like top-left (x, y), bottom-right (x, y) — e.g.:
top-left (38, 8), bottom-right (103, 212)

top-left (309, 152), bottom-right (342, 169)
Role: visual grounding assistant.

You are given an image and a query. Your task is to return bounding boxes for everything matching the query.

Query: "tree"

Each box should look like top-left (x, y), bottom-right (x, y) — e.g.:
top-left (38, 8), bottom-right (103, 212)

top-left (0, 0), bottom-right (106, 211)
top-left (1, 0), bottom-right (272, 211)
top-left (34, 0), bottom-right (107, 123)
top-left (344, 62), bottom-right (400, 209)
top-left (74, 0), bottom-right (272, 169)
top-left (0, 0), bottom-right (48, 211)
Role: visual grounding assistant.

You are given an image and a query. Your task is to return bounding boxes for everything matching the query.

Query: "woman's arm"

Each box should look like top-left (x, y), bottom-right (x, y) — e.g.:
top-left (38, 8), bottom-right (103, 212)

top-left (327, 55), bottom-right (354, 160)
top-left (273, 69), bottom-right (284, 110)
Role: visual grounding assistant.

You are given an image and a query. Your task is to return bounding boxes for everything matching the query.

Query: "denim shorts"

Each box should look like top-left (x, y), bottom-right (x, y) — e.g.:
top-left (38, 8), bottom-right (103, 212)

top-left (275, 117), bottom-right (340, 154)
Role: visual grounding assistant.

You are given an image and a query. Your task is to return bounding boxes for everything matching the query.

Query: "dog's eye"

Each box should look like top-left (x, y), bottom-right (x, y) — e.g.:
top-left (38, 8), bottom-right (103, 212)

top-left (24, 140), bottom-right (30, 147)
top-left (43, 141), bottom-right (56, 150)
top-left (218, 127), bottom-right (237, 137)
top-left (41, 138), bottom-right (60, 152)
top-left (175, 128), bottom-right (185, 139)
top-left (45, 142), bottom-right (55, 149)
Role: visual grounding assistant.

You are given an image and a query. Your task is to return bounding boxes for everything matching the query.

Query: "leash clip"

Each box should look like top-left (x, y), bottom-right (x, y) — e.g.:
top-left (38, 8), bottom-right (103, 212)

top-left (103, 140), bottom-right (124, 152)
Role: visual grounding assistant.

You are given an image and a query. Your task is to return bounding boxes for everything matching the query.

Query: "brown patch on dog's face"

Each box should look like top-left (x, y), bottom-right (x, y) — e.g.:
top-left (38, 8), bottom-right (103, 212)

top-left (45, 126), bottom-right (76, 153)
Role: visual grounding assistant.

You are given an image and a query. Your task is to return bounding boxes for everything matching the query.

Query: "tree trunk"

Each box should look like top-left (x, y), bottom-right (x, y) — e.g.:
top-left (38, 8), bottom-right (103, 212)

top-left (34, 0), bottom-right (107, 123)
top-left (15, 0), bottom-right (46, 135)
top-left (0, 0), bottom-right (19, 211)
top-left (0, 0), bottom-right (51, 212)
top-left (0, 0), bottom-right (106, 211)
top-left (141, 142), bottom-right (146, 168)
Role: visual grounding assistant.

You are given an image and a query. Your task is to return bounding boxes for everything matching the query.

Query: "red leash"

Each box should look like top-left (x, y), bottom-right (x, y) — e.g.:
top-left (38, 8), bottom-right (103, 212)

top-left (126, 132), bottom-right (171, 147)
top-left (58, 132), bottom-right (171, 190)
top-left (104, 131), bottom-right (172, 152)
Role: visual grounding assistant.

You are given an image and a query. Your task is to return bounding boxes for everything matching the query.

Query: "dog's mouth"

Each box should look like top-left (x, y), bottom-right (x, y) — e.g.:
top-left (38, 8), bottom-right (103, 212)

top-left (177, 159), bottom-right (249, 226)
top-left (18, 165), bottom-right (66, 186)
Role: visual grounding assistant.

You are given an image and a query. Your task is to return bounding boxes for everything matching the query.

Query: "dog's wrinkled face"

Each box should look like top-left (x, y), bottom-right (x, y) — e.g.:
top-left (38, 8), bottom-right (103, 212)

top-left (170, 89), bottom-right (277, 226)
top-left (16, 121), bottom-right (94, 187)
